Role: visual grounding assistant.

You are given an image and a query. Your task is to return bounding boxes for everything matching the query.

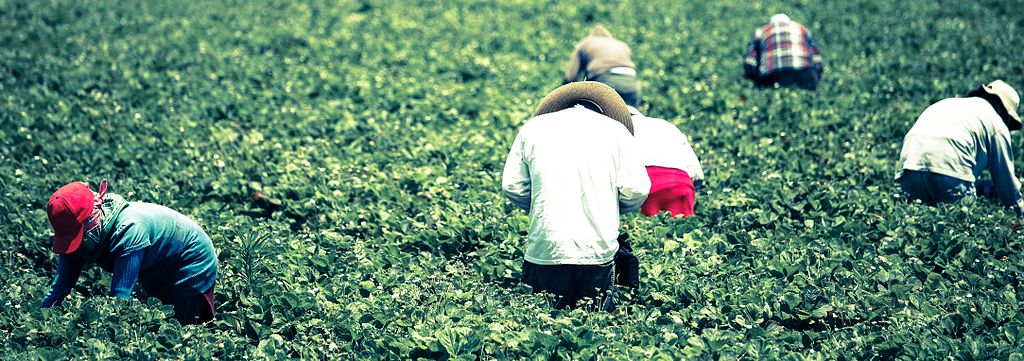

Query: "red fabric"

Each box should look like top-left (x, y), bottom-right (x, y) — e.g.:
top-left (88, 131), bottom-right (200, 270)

top-left (640, 166), bottom-right (695, 217)
top-left (200, 286), bottom-right (216, 323)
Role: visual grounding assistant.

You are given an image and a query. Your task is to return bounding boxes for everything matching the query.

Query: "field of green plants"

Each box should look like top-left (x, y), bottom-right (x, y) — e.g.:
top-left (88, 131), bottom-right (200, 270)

top-left (2, 0), bottom-right (1024, 358)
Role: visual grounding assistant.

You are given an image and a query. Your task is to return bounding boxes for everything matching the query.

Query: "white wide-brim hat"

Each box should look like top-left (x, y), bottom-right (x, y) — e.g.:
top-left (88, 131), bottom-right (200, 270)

top-left (981, 79), bottom-right (1021, 129)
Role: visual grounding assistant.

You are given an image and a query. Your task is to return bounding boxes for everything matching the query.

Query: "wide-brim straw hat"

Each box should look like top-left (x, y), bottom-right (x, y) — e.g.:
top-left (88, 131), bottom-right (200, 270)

top-left (981, 80), bottom-right (1021, 129)
top-left (535, 81), bottom-right (633, 135)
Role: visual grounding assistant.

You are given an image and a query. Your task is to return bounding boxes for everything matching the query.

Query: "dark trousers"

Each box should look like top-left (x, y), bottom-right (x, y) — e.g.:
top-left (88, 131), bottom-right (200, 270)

top-left (898, 169), bottom-right (973, 206)
top-left (755, 68), bottom-right (820, 90)
top-left (521, 261), bottom-right (614, 311)
top-left (161, 286), bottom-right (216, 325)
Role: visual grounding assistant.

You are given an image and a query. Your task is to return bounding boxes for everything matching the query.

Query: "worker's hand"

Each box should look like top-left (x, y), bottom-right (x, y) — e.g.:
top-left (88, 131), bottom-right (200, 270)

top-left (1012, 222), bottom-right (1023, 232)
top-left (975, 180), bottom-right (996, 198)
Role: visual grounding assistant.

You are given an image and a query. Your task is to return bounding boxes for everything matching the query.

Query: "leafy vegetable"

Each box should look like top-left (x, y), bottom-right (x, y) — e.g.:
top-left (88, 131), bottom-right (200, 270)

top-left (1, 0), bottom-right (1023, 358)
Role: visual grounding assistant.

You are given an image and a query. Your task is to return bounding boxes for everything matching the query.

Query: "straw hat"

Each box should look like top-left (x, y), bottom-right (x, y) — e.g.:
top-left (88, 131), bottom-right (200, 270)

top-left (535, 81), bottom-right (633, 135)
top-left (980, 80), bottom-right (1021, 129)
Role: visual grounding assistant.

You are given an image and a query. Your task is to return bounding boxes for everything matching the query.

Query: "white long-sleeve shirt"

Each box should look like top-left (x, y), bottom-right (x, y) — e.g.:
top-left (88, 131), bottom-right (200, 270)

top-left (896, 97), bottom-right (1021, 206)
top-left (501, 107), bottom-right (650, 265)
top-left (628, 107), bottom-right (704, 181)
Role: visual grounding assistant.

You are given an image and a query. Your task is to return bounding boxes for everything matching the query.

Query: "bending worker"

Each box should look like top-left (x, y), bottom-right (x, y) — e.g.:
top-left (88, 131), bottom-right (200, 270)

top-left (630, 105), bottom-right (705, 217)
top-left (895, 80), bottom-right (1023, 215)
top-left (502, 82), bottom-right (649, 310)
top-left (743, 13), bottom-right (824, 90)
top-left (42, 180), bottom-right (218, 325)
top-left (563, 25), bottom-right (642, 107)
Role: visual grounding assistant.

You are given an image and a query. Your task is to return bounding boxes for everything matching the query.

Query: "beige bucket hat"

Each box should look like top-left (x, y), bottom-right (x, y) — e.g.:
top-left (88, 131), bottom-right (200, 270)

top-left (981, 80), bottom-right (1021, 129)
top-left (535, 81), bottom-right (633, 135)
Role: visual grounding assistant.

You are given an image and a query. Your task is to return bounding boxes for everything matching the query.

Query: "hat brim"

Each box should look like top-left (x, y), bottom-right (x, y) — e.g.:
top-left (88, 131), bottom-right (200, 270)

top-left (52, 224), bottom-right (84, 254)
top-left (982, 83), bottom-right (1022, 130)
top-left (1005, 108), bottom-right (1021, 130)
top-left (535, 82), bottom-right (633, 135)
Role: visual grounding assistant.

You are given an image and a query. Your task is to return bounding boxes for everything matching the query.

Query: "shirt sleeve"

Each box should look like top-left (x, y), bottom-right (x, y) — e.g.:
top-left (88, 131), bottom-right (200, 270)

top-left (110, 249), bottom-right (144, 299)
top-left (564, 41), bottom-right (587, 83)
top-left (988, 130), bottom-right (1022, 209)
top-left (501, 131), bottom-right (532, 212)
top-left (617, 137), bottom-right (652, 213)
top-left (41, 254), bottom-right (85, 308)
top-left (743, 31), bottom-right (762, 78)
top-left (108, 222), bottom-right (151, 256)
top-left (804, 29), bottom-right (824, 76)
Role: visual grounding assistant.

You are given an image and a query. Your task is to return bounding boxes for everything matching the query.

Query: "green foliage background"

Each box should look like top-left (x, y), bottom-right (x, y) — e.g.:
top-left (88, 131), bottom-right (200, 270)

top-left (2, 0), bottom-right (1024, 359)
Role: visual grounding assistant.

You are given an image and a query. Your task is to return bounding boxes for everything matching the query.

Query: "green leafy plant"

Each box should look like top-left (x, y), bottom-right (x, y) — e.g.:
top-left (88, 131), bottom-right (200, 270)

top-left (2, 0), bottom-right (1023, 358)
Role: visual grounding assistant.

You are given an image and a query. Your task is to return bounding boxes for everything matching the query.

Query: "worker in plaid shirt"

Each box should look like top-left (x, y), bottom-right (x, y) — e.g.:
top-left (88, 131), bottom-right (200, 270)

top-left (743, 14), bottom-right (824, 90)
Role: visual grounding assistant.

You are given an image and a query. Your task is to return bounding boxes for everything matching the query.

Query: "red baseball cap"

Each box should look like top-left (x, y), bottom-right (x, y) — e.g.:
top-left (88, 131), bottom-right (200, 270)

top-left (47, 182), bottom-right (95, 254)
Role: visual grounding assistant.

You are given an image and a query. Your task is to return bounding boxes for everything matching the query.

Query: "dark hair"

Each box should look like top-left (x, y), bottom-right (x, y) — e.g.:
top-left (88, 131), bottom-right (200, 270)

top-left (966, 86), bottom-right (1017, 130)
top-left (572, 99), bottom-right (604, 114)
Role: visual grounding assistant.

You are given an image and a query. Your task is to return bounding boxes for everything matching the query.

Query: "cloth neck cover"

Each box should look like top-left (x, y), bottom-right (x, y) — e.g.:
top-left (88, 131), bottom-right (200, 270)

top-left (80, 192), bottom-right (128, 259)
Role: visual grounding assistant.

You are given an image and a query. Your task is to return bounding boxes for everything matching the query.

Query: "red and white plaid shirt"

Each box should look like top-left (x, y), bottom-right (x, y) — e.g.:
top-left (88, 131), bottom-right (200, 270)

top-left (744, 20), bottom-right (823, 77)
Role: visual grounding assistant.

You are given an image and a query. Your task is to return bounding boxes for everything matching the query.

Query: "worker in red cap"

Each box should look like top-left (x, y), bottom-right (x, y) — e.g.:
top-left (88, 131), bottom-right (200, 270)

top-left (42, 180), bottom-right (218, 325)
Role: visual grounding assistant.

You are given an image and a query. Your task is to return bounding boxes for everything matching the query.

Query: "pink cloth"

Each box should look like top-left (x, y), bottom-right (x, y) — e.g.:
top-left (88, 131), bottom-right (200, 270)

top-left (640, 166), bottom-right (695, 217)
top-left (200, 287), bottom-right (215, 323)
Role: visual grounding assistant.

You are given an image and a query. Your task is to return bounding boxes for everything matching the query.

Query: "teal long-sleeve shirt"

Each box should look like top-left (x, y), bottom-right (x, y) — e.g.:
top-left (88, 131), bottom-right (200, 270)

top-left (896, 97), bottom-right (1022, 207)
top-left (41, 202), bottom-right (217, 307)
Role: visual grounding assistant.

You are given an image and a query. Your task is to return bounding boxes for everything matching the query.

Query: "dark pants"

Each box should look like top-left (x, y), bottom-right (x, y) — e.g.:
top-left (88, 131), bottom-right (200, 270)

top-left (162, 286), bottom-right (216, 325)
top-left (522, 261), bottom-right (614, 311)
top-left (755, 68), bottom-right (820, 90)
top-left (898, 170), bottom-right (973, 205)
top-left (591, 72), bottom-right (641, 107)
